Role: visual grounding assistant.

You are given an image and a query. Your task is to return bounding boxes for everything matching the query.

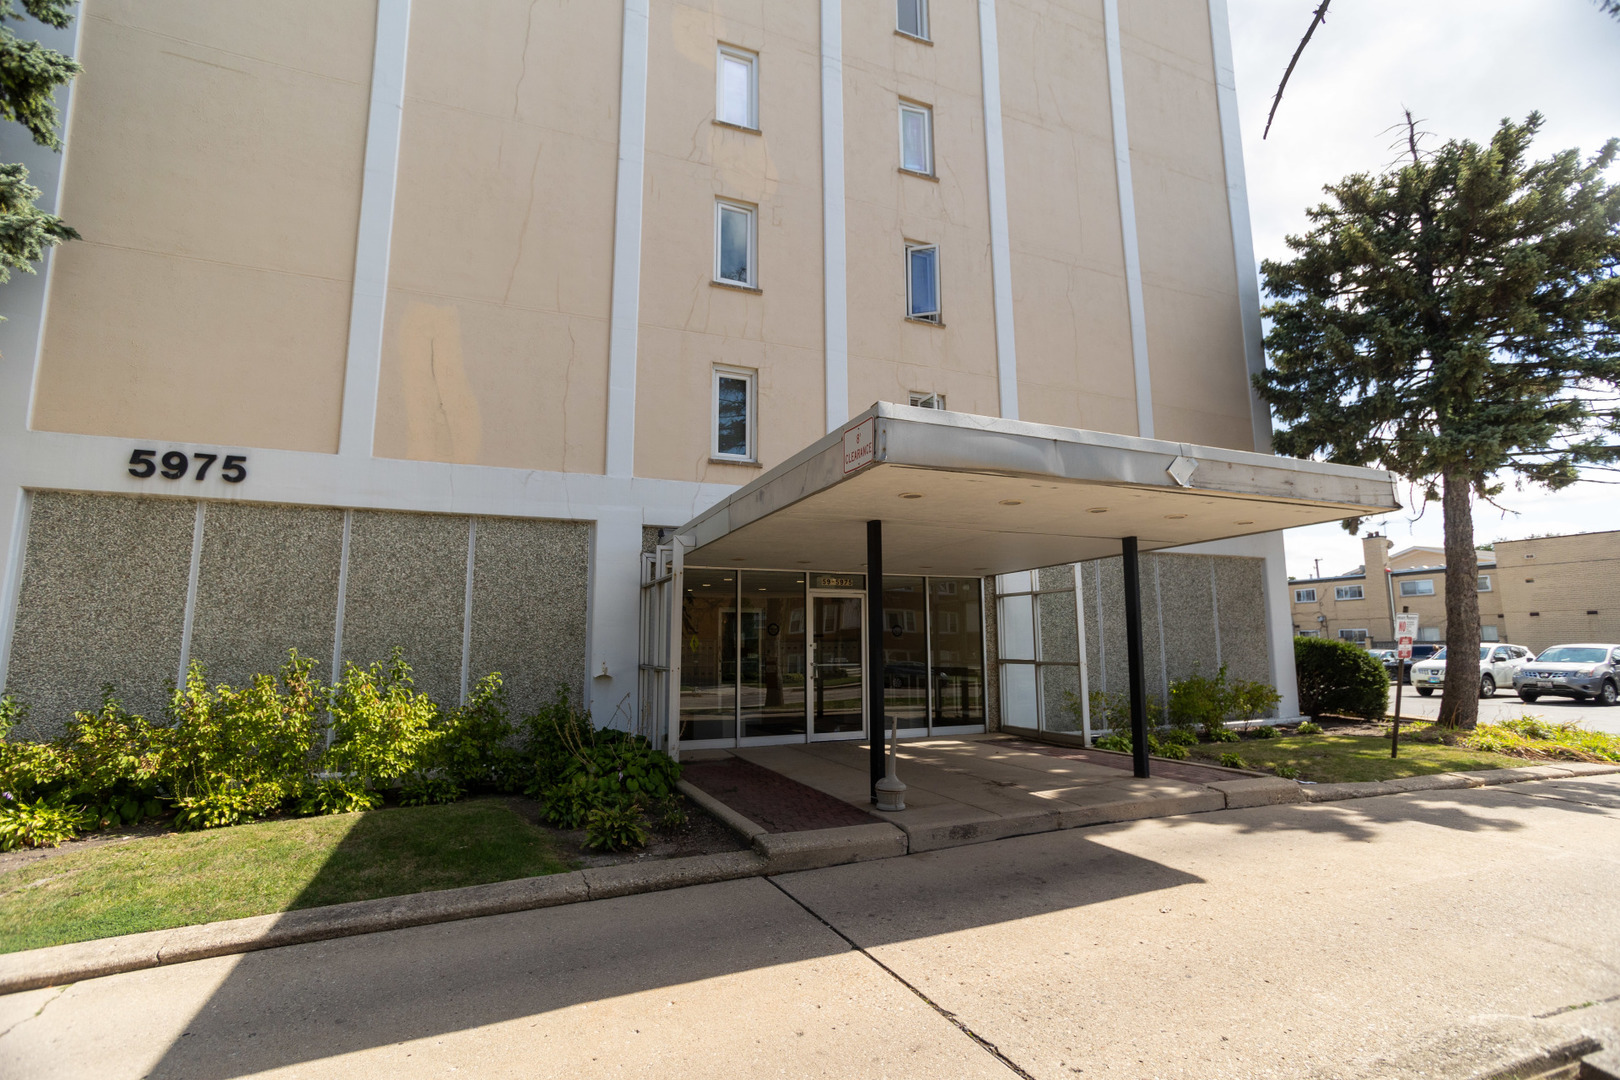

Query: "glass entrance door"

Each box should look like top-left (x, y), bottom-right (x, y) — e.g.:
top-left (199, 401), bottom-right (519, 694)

top-left (809, 593), bottom-right (866, 739)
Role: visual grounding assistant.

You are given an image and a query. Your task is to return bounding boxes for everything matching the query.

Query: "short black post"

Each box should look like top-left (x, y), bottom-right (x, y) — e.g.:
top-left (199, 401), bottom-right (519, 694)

top-left (867, 520), bottom-right (886, 801)
top-left (1122, 536), bottom-right (1150, 779)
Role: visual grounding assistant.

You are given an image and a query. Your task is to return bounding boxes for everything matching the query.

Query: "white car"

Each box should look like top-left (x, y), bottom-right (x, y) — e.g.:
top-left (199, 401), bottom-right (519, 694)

top-left (1409, 643), bottom-right (1533, 698)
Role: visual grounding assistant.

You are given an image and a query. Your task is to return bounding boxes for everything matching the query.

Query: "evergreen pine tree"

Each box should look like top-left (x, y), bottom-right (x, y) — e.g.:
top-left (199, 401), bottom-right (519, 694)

top-left (1258, 114), bottom-right (1620, 729)
top-left (0, 0), bottom-right (80, 297)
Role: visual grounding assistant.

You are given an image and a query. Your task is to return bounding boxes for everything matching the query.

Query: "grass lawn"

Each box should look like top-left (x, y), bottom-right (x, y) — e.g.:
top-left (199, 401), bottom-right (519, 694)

top-left (0, 798), bottom-right (573, 955)
top-left (1188, 730), bottom-right (1523, 784)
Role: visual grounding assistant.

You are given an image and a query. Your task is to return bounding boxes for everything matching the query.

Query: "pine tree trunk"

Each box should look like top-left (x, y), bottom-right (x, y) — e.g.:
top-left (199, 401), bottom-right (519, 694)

top-left (1437, 468), bottom-right (1481, 729)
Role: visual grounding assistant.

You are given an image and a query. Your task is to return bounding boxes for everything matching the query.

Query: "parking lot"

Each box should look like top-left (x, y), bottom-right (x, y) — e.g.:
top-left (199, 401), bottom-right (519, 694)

top-left (1386, 681), bottom-right (1620, 734)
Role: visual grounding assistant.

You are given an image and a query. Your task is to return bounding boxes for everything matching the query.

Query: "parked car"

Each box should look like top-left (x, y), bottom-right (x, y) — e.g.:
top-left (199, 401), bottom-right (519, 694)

top-left (1388, 642), bottom-right (1442, 682)
top-left (1408, 643), bottom-right (1533, 698)
top-left (1512, 643), bottom-right (1620, 706)
top-left (1371, 649), bottom-right (1398, 679)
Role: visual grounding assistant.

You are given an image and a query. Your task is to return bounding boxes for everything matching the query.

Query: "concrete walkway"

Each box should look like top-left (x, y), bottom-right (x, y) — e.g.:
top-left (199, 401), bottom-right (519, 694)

top-left (7, 775), bottom-right (1619, 1079)
top-left (729, 734), bottom-right (1285, 852)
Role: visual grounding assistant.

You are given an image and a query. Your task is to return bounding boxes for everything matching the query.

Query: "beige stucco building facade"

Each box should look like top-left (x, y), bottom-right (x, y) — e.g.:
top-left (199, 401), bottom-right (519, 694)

top-left (0, 0), bottom-right (1308, 741)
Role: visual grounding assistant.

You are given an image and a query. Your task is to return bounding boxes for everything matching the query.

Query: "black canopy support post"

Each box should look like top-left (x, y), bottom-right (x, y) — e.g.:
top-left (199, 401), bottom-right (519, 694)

top-left (1122, 536), bottom-right (1151, 779)
top-left (867, 519), bottom-right (886, 801)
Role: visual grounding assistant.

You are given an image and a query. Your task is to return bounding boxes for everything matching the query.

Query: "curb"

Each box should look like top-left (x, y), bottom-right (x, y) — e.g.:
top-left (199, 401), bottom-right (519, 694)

top-left (1299, 761), bottom-right (1620, 803)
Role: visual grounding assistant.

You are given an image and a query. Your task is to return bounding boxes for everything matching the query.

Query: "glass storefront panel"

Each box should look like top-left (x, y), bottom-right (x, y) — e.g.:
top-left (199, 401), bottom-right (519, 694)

top-left (881, 576), bottom-right (929, 730)
top-left (811, 595), bottom-right (866, 734)
top-left (930, 578), bottom-right (984, 726)
top-left (740, 571), bottom-right (807, 738)
top-left (680, 568), bottom-right (736, 741)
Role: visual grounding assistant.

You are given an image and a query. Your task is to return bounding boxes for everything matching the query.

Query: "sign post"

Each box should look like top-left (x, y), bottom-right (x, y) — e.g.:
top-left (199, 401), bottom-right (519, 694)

top-left (1392, 614), bottom-right (1419, 758)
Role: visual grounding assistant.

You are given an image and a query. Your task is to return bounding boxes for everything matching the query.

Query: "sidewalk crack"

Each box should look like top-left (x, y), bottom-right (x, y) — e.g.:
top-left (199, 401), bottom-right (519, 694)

top-left (0, 985), bottom-right (68, 1042)
top-left (766, 878), bottom-right (1035, 1080)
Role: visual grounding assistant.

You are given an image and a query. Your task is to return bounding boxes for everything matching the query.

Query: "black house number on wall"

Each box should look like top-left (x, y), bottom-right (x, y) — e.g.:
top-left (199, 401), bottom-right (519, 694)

top-left (127, 449), bottom-right (248, 483)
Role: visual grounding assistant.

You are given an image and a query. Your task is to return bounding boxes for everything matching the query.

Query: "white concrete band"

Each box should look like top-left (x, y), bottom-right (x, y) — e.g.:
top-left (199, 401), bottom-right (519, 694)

top-left (604, 0), bottom-right (652, 478)
top-left (1102, 0), bottom-right (1153, 440)
top-left (977, 0), bottom-right (1019, 421)
top-left (820, 0), bottom-right (849, 432)
top-left (176, 501), bottom-right (207, 685)
top-left (1206, 0), bottom-right (1271, 455)
top-left (338, 0), bottom-right (412, 459)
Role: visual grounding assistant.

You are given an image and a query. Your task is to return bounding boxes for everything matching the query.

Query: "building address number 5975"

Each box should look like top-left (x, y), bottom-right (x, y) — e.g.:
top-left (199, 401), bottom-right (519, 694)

top-left (127, 449), bottom-right (247, 483)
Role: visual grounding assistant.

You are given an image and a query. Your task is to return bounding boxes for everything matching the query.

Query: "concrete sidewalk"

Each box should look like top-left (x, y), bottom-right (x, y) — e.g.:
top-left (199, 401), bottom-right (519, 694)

top-left (7, 775), bottom-right (1619, 1079)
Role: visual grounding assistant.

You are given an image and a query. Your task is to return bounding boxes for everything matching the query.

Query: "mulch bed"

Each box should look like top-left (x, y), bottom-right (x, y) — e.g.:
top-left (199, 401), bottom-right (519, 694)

top-left (1007, 739), bottom-right (1250, 784)
top-left (680, 757), bottom-right (881, 834)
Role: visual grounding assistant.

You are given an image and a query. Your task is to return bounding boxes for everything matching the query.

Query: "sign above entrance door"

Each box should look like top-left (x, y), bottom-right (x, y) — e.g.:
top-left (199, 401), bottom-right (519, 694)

top-left (813, 574), bottom-right (862, 589)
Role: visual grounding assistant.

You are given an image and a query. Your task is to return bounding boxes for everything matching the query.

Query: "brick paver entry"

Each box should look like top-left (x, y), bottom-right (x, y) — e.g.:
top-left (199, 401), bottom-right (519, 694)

top-left (682, 757), bottom-right (881, 834)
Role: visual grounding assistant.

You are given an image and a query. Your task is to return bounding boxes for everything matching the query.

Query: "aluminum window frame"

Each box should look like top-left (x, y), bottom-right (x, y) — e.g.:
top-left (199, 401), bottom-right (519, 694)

top-left (908, 391), bottom-right (946, 409)
top-left (1334, 584), bottom-right (1365, 601)
top-left (714, 198), bottom-right (758, 288)
top-left (1337, 628), bottom-right (1369, 643)
top-left (1294, 587), bottom-right (1317, 603)
top-left (896, 0), bottom-right (930, 41)
top-left (1399, 579), bottom-right (1436, 597)
top-left (1477, 574), bottom-right (1492, 592)
top-left (898, 100), bottom-right (934, 175)
top-left (711, 364), bottom-right (758, 463)
top-left (905, 241), bottom-right (941, 322)
top-left (716, 44), bottom-right (759, 130)
top-left (995, 568), bottom-right (1087, 742)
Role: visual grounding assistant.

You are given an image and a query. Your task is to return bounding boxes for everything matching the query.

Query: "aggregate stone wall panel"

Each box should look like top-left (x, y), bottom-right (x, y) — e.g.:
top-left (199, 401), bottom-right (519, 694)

top-left (1214, 555), bottom-right (1270, 687)
top-left (468, 517), bottom-right (589, 718)
top-left (189, 503), bottom-right (344, 689)
top-left (6, 492), bottom-right (195, 734)
top-left (1155, 554), bottom-right (1220, 685)
top-left (340, 510), bottom-right (469, 707)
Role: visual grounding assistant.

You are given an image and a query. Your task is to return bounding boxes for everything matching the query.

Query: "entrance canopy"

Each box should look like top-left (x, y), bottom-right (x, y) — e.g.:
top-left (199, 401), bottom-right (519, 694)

top-left (675, 403), bottom-right (1399, 574)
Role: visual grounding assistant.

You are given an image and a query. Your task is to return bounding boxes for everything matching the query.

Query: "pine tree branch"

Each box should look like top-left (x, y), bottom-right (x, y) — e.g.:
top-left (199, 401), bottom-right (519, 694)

top-left (1263, 0), bottom-right (1331, 140)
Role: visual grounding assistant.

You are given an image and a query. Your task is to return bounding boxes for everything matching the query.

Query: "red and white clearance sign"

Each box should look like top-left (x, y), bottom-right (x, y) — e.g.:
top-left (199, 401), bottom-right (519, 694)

top-left (843, 417), bottom-right (876, 474)
top-left (1395, 613), bottom-right (1419, 659)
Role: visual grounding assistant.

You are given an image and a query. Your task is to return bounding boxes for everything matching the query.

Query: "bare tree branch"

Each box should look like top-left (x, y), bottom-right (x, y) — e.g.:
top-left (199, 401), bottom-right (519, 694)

top-left (1263, 0), bottom-right (1332, 140)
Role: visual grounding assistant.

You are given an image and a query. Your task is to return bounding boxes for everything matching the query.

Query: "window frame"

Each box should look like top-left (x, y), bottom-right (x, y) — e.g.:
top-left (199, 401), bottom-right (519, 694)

top-left (898, 101), bottom-right (934, 176)
top-left (716, 45), bottom-right (759, 130)
top-left (1337, 628), bottom-right (1369, 644)
top-left (711, 364), bottom-right (758, 463)
top-left (905, 241), bottom-right (941, 322)
top-left (1294, 587), bottom-right (1317, 603)
top-left (1477, 574), bottom-right (1492, 592)
top-left (1399, 579), bottom-right (1436, 597)
top-left (714, 198), bottom-right (758, 288)
top-left (908, 391), bottom-right (946, 410)
top-left (1334, 584), bottom-right (1365, 601)
top-left (896, 0), bottom-right (930, 41)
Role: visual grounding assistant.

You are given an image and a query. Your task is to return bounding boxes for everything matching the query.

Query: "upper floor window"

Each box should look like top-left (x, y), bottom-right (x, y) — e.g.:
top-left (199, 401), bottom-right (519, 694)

top-left (715, 199), bottom-right (756, 288)
top-left (1482, 627), bottom-right (1502, 643)
top-left (1399, 579), bottom-right (1435, 597)
top-left (1294, 587), bottom-right (1317, 603)
top-left (897, 0), bottom-right (929, 40)
top-left (906, 243), bottom-right (940, 322)
top-left (717, 46), bottom-right (758, 129)
top-left (1477, 574), bottom-right (1492, 592)
top-left (899, 102), bottom-right (934, 175)
top-left (713, 366), bottom-right (756, 462)
top-left (909, 391), bottom-right (946, 409)
top-left (1335, 584), bottom-right (1364, 601)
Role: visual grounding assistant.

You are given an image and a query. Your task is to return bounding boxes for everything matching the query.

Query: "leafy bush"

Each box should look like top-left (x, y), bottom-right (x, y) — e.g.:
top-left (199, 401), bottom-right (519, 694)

top-left (584, 802), bottom-right (650, 852)
top-left (1169, 665), bottom-right (1283, 739)
top-left (0, 796), bottom-right (90, 851)
top-left (653, 798), bottom-right (689, 832)
top-left (398, 774), bottom-right (462, 807)
top-left (1162, 728), bottom-right (1198, 748)
top-left (1273, 765), bottom-right (1301, 780)
top-left (430, 673), bottom-right (519, 792)
top-left (1294, 637), bottom-right (1388, 720)
top-left (1296, 720), bottom-right (1323, 735)
top-left (1081, 689), bottom-right (1164, 733)
top-left (1251, 724), bottom-right (1278, 739)
top-left (1093, 732), bottom-right (1131, 753)
top-left (298, 777), bottom-right (383, 815)
top-left (1218, 752), bottom-right (1247, 769)
top-left (1205, 726), bottom-right (1239, 743)
top-left (1459, 717), bottom-right (1620, 763)
top-left (1156, 742), bottom-right (1189, 761)
top-left (324, 649), bottom-right (438, 797)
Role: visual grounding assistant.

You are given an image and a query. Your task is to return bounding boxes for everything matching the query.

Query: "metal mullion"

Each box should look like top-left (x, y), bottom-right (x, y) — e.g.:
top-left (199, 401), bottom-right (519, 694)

top-left (733, 573), bottom-right (742, 745)
top-left (924, 575), bottom-right (934, 734)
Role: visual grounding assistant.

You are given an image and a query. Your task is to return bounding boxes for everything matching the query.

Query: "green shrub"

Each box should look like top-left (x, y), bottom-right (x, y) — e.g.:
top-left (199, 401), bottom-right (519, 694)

top-left (1169, 668), bottom-right (1228, 734)
top-left (1082, 688), bottom-right (1164, 733)
top-left (584, 802), bottom-right (650, 851)
top-left (398, 774), bottom-right (463, 806)
top-left (297, 777), bottom-right (382, 815)
top-left (1296, 720), bottom-right (1323, 735)
top-left (324, 649), bottom-right (438, 796)
top-left (1293, 637), bottom-right (1388, 720)
top-left (1093, 732), bottom-right (1132, 753)
top-left (1251, 724), bottom-right (1278, 739)
top-left (1156, 742), bottom-right (1189, 760)
top-left (0, 797), bottom-right (90, 851)
top-left (1205, 726), bottom-right (1239, 743)
top-left (430, 672), bottom-right (519, 792)
top-left (1218, 752), bottom-right (1246, 769)
top-left (653, 798), bottom-right (689, 832)
top-left (1273, 765), bottom-right (1301, 780)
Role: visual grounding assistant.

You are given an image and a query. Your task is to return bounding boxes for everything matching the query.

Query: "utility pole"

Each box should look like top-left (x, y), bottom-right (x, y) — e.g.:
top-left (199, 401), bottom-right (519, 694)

top-left (1313, 558), bottom-right (1321, 579)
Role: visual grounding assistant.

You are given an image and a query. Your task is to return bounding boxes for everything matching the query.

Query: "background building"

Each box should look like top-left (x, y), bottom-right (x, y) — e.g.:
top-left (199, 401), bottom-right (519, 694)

top-left (0, 0), bottom-right (1298, 741)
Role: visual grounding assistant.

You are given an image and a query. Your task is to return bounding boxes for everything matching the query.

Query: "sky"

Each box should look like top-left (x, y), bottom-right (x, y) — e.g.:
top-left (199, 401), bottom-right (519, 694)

top-left (1224, 0), bottom-right (1620, 579)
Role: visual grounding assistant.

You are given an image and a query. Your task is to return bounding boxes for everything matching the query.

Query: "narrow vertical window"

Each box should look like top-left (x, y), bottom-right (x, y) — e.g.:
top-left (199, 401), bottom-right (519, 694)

top-left (906, 243), bottom-right (940, 322)
top-left (715, 200), bottom-right (756, 287)
top-left (717, 46), bottom-right (757, 129)
top-left (713, 366), bottom-right (757, 461)
top-left (899, 102), bottom-right (933, 175)
top-left (897, 0), bottom-right (929, 39)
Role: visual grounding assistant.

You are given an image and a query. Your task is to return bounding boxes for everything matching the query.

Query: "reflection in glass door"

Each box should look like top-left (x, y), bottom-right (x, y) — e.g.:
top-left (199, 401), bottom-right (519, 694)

top-left (810, 594), bottom-right (865, 738)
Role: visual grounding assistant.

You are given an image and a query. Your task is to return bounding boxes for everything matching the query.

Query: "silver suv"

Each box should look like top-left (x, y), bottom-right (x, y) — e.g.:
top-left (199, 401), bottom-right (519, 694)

top-left (1513, 643), bottom-right (1620, 706)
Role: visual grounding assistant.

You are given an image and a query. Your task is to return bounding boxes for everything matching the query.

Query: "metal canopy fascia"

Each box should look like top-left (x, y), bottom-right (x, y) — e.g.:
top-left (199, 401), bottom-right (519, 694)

top-left (675, 403), bottom-right (1399, 576)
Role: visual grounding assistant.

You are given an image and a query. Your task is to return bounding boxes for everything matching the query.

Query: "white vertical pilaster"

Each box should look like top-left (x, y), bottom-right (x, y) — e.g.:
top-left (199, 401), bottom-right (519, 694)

top-left (821, 0), bottom-right (849, 431)
top-left (1209, 555), bottom-right (1223, 669)
top-left (331, 509), bottom-right (354, 683)
top-left (1255, 531), bottom-right (1302, 718)
top-left (977, 0), bottom-right (1019, 420)
top-left (584, 508), bottom-right (644, 727)
top-left (176, 502), bottom-right (207, 684)
top-left (338, 0), bottom-right (413, 458)
top-left (604, 0), bottom-right (652, 478)
top-left (459, 518), bottom-right (477, 704)
top-left (1102, 0), bottom-right (1153, 440)
top-left (0, 490), bottom-right (32, 693)
top-left (1207, 0), bottom-right (1272, 454)
top-left (1072, 562), bottom-right (1092, 745)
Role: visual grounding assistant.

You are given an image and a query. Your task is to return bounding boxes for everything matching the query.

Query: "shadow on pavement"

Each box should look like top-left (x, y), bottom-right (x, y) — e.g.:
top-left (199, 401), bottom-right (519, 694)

top-left (141, 835), bottom-right (1198, 1080)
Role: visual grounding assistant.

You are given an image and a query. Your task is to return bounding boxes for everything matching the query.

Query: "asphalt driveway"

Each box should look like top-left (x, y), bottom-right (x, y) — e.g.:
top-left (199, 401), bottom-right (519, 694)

top-left (1388, 682), bottom-right (1620, 733)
